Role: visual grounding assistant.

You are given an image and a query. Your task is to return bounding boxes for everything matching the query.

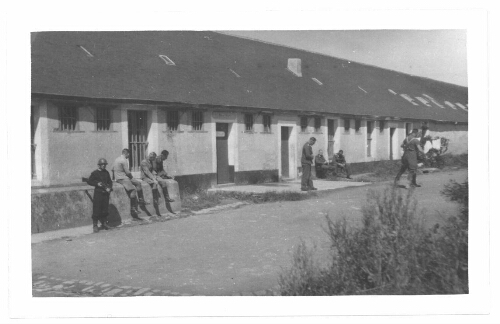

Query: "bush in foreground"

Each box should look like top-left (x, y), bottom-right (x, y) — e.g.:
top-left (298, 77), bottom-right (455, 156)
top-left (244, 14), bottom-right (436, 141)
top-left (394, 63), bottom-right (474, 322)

top-left (279, 182), bottom-right (469, 295)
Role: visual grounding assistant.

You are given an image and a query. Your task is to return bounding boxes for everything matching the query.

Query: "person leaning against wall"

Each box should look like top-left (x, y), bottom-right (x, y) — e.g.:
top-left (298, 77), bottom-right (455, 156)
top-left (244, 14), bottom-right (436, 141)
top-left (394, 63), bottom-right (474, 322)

top-left (301, 137), bottom-right (317, 191)
top-left (86, 158), bottom-right (113, 233)
top-left (111, 148), bottom-right (149, 219)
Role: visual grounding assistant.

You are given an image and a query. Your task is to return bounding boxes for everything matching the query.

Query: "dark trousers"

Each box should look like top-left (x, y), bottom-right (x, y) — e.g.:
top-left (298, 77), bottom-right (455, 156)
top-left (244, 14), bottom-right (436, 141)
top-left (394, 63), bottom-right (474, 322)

top-left (395, 152), bottom-right (417, 183)
top-left (301, 164), bottom-right (314, 189)
top-left (335, 163), bottom-right (351, 177)
top-left (92, 191), bottom-right (110, 222)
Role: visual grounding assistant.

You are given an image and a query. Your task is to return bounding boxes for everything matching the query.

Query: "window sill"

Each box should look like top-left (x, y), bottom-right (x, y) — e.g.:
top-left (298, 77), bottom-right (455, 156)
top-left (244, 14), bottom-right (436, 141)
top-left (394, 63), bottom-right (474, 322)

top-left (243, 131), bottom-right (256, 134)
top-left (299, 132), bottom-right (311, 135)
top-left (259, 132), bottom-right (274, 134)
top-left (343, 131), bottom-right (350, 134)
top-left (163, 130), bottom-right (184, 133)
top-left (312, 132), bottom-right (323, 134)
top-left (188, 130), bottom-right (208, 133)
top-left (91, 130), bottom-right (117, 133)
top-left (53, 129), bottom-right (85, 133)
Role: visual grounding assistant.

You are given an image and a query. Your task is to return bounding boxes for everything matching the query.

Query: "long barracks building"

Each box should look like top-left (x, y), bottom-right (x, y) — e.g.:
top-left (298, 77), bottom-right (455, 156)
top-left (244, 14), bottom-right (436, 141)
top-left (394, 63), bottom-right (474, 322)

top-left (31, 31), bottom-right (468, 191)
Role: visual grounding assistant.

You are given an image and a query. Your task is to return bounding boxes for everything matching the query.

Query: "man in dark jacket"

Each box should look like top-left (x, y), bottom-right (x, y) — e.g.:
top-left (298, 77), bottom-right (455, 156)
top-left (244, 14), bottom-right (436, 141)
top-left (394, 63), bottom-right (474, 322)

top-left (87, 158), bottom-right (113, 233)
top-left (394, 129), bottom-right (425, 188)
top-left (301, 137), bottom-right (317, 191)
top-left (154, 150), bottom-right (175, 203)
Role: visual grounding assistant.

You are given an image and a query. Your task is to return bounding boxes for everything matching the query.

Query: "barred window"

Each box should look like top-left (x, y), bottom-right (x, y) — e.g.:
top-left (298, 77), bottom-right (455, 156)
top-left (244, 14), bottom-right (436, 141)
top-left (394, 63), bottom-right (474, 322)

top-left (192, 111), bottom-right (203, 130)
top-left (344, 119), bottom-right (350, 131)
top-left (59, 106), bottom-right (78, 131)
top-left (379, 120), bottom-right (385, 133)
top-left (355, 119), bottom-right (361, 132)
top-left (300, 117), bottom-right (308, 132)
top-left (314, 117), bottom-right (321, 132)
top-left (167, 110), bottom-right (179, 131)
top-left (263, 115), bottom-right (271, 132)
top-left (245, 114), bottom-right (254, 131)
top-left (95, 107), bottom-right (111, 131)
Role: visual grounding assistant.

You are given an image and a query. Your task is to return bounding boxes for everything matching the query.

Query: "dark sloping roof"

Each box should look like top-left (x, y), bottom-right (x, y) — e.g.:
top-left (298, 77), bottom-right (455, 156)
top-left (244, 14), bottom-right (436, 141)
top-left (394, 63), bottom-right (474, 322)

top-left (31, 31), bottom-right (468, 123)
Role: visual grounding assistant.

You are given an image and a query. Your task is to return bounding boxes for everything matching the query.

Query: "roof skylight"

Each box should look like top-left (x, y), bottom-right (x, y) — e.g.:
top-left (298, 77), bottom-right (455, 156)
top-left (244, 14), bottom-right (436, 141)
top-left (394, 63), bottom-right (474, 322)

top-left (415, 97), bottom-right (432, 107)
top-left (388, 89), bottom-right (397, 95)
top-left (400, 94), bottom-right (419, 106)
top-left (422, 94), bottom-right (445, 108)
top-left (159, 55), bottom-right (175, 66)
top-left (455, 102), bottom-right (468, 112)
top-left (229, 68), bottom-right (241, 78)
top-left (444, 101), bottom-right (457, 109)
top-left (311, 78), bottom-right (323, 85)
top-left (78, 45), bottom-right (94, 58)
top-left (358, 86), bottom-right (367, 94)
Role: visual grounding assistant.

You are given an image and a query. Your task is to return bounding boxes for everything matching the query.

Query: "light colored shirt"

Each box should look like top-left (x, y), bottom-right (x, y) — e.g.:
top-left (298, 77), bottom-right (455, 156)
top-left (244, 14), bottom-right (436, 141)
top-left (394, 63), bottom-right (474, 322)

top-left (112, 155), bottom-right (132, 180)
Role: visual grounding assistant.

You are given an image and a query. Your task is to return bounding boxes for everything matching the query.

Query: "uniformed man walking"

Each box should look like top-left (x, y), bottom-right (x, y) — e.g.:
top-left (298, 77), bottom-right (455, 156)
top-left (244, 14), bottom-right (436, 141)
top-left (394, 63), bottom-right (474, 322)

top-left (86, 158), bottom-right (113, 233)
top-left (394, 129), bottom-right (425, 188)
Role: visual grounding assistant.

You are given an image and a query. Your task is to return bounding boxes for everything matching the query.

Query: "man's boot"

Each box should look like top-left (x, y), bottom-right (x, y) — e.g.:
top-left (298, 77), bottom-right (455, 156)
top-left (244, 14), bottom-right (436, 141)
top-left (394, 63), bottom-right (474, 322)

top-left (100, 218), bottom-right (112, 230)
top-left (411, 174), bottom-right (421, 187)
top-left (131, 197), bottom-right (142, 215)
top-left (153, 189), bottom-right (160, 206)
top-left (137, 190), bottom-right (150, 205)
top-left (162, 187), bottom-right (175, 203)
top-left (92, 220), bottom-right (99, 233)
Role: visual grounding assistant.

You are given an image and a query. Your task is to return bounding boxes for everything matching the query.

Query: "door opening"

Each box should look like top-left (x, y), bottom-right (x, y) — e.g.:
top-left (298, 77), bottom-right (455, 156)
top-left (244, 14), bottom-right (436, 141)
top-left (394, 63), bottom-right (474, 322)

top-left (389, 127), bottom-right (396, 160)
top-left (281, 127), bottom-right (290, 178)
top-left (216, 123), bottom-right (233, 184)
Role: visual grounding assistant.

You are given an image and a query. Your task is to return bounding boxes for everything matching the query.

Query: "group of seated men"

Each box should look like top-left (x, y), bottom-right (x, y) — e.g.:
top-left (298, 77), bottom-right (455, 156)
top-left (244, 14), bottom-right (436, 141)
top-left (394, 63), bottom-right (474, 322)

top-left (314, 149), bottom-right (352, 179)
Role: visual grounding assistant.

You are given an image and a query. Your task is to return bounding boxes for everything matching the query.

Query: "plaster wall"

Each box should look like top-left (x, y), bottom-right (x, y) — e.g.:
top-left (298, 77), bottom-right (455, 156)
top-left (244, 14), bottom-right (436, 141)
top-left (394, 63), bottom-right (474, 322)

top-left (45, 102), bottom-right (123, 185)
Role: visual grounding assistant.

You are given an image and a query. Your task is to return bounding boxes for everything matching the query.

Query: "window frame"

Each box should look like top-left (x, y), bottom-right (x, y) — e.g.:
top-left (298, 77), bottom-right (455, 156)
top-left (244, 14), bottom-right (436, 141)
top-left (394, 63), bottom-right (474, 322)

top-left (244, 113), bottom-right (254, 132)
top-left (355, 119), bottom-right (361, 133)
top-left (166, 110), bottom-right (180, 132)
top-left (263, 114), bottom-right (272, 133)
top-left (344, 119), bottom-right (350, 132)
top-left (58, 105), bottom-right (79, 131)
top-left (191, 111), bottom-right (204, 131)
top-left (314, 117), bottom-right (322, 133)
top-left (300, 117), bottom-right (309, 133)
top-left (95, 106), bottom-right (112, 132)
top-left (379, 120), bottom-right (385, 133)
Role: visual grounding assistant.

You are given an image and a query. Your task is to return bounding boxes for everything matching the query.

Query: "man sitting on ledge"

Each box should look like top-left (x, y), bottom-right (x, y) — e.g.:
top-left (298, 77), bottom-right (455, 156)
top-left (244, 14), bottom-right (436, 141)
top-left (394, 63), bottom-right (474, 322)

top-left (334, 150), bottom-right (352, 179)
top-left (314, 149), bottom-right (336, 179)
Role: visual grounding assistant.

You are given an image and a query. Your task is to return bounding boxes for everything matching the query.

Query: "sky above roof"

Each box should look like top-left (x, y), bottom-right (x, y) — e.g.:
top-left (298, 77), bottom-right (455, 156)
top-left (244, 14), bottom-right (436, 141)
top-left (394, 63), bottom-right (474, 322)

top-left (221, 30), bottom-right (468, 87)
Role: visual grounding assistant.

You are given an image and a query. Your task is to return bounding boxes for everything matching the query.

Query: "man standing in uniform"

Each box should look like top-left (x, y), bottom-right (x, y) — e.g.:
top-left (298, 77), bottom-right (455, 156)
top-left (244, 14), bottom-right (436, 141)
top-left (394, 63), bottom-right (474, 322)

top-left (301, 137), bottom-right (317, 191)
top-left (86, 158), bottom-right (113, 233)
top-left (112, 148), bottom-right (148, 217)
top-left (154, 150), bottom-right (175, 204)
top-left (394, 129), bottom-right (425, 188)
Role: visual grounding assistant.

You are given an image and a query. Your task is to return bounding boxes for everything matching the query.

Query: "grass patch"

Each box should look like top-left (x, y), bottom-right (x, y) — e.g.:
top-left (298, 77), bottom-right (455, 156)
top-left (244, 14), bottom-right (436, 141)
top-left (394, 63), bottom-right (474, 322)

top-left (279, 179), bottom-right (469, 295)
top-left (181, 189), bottom-right (315, 212)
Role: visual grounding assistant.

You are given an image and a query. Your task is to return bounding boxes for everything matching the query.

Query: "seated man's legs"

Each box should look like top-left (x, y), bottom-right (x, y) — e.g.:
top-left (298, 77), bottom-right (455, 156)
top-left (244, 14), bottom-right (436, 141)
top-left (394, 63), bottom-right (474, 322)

top-left (157, 177), bottom-right (175, 202)
top-left (130, 178), bottom-right (148, 204)
top-left (142, 178), bottom-right (160, 205)
top-left (116, 178), bottom-right (141, 214)
top-left (315, 165), bottom-right (325, 179)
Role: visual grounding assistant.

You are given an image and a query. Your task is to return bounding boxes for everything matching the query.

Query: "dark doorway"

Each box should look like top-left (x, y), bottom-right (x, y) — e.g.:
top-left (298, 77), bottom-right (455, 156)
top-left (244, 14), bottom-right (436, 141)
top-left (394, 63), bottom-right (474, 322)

top-left (216, 123), bottom-right (232, 184)
top-left (327, 119), bottom-right (335, 160)
top-left (128, 110), bottom-right (148, 172)
top-left (390, 127), bottom-right (396, 160)
top-left (281, 127), bottom-right (290, 178)
top-left (367, 121), bottom-right (373, 157)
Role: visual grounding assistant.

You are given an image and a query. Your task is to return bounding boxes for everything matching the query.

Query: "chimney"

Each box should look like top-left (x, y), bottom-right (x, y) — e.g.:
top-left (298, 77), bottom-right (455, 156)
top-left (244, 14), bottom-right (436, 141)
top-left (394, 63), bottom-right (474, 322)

top-left (287, 58), bottom-right (302, 77)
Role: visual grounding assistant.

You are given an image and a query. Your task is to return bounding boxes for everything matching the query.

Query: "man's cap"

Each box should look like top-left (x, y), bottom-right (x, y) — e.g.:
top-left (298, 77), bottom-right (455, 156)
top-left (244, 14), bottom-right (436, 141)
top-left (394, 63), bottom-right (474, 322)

top-left (98, 158), bottom-right (108, 165)
top-left (310, 137), bottom-right (317, 141)
top-left (411, 128), bottom-right (419, 134)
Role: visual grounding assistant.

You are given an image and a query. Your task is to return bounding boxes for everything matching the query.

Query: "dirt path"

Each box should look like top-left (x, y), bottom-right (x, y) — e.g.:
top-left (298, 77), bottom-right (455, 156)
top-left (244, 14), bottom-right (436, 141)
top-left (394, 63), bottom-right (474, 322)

top-left (32, 169), bottom-right (467, 296)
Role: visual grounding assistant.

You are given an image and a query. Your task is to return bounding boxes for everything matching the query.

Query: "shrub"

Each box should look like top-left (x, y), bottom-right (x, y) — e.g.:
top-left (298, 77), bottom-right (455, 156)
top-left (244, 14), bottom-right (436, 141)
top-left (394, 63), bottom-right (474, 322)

top-left (279, 183), bottom-right (469, 295)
